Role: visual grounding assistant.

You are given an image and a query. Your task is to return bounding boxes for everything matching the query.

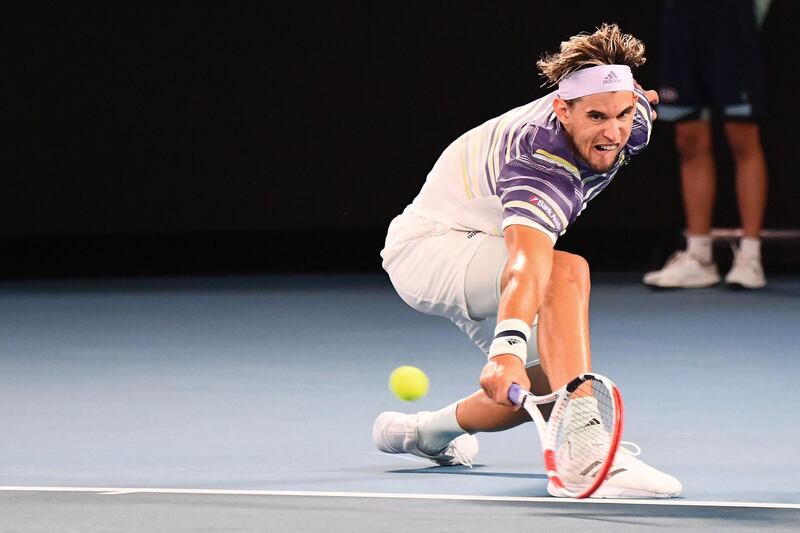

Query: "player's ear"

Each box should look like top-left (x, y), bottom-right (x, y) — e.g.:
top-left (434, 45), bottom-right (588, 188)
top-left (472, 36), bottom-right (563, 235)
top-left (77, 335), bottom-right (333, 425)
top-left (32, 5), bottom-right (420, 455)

top-left (553, 97), bottom-right (570, 125)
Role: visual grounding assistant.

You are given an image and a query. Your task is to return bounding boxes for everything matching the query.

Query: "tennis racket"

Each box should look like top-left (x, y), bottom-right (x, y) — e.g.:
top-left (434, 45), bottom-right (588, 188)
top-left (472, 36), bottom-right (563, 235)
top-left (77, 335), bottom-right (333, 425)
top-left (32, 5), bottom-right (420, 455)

top-left (508, 373), bottom-right (624, 498)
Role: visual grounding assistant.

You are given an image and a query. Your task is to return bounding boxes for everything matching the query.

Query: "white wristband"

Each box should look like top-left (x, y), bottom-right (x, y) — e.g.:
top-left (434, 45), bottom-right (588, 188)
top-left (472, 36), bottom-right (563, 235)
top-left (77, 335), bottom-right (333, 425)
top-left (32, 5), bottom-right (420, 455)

top-left (487, 318), bottom-right (531, 365)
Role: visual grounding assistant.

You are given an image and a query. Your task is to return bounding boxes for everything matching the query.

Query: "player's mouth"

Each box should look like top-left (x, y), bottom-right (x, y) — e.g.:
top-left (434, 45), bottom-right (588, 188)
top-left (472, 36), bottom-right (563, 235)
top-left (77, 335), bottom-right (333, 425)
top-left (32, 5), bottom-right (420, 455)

top-left (593, 143), bottom-right (619, 153)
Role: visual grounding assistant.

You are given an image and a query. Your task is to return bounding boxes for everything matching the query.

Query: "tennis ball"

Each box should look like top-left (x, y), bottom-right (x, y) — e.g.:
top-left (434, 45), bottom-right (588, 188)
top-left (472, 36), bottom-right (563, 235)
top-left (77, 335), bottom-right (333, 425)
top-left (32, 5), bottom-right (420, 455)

top-left (389, 365), bottom-right (429, 402)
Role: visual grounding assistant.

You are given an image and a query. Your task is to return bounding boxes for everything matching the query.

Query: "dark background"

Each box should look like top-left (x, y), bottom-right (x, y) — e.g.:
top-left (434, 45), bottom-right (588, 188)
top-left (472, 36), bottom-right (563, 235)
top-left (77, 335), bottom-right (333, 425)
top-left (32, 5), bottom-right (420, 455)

top-left (4, 1), bottom-right (797, 278)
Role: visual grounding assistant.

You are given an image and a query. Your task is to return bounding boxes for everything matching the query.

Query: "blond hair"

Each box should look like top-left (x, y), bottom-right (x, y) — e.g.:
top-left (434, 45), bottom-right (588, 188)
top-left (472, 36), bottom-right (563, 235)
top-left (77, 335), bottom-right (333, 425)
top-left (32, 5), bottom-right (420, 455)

top-left (537, 23), bottom-right (646, 87)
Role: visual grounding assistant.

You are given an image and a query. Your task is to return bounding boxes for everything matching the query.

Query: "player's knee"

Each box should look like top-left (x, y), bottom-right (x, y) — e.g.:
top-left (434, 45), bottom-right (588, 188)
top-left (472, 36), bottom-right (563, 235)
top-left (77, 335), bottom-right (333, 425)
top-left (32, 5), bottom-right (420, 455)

top-left (551, 252), bottom-right (591, 297)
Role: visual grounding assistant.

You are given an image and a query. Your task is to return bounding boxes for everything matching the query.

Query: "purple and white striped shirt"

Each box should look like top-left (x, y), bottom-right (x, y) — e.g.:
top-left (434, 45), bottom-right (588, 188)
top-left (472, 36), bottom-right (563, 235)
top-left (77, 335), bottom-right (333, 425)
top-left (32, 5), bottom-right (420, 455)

top-left (405, 88), bottom-right (653, 243)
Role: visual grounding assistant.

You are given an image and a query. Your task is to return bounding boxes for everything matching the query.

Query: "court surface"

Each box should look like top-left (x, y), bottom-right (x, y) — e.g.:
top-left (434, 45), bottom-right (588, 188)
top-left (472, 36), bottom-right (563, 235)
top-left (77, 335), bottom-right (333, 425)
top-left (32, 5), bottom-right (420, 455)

top-left (1, 272), bottom-right (798, 531)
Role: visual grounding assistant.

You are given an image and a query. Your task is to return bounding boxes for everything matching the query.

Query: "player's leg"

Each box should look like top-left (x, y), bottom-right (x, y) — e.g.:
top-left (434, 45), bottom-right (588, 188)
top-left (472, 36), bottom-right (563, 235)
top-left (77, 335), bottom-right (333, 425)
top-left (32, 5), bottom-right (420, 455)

top-left (372, 366), bottom-right (550, 467)
top-left (377, 230), bottom-right (682, 496)
top-left (530, 256), bottom-right (680, 498)
top-left (450, 355), bottom-right (550, 435)
top-left (449, 249), bottom-right (592, 434)
top-left (464, 241), bottom-right (592, 389)
top-left (376, 221), bottom-right (492, 464)
top-left (531, 252), bottom-right (591, 390)
top-left (375, 232), bottom-right (588, 460)
top-left (377, 235), bottom-right (590, 456)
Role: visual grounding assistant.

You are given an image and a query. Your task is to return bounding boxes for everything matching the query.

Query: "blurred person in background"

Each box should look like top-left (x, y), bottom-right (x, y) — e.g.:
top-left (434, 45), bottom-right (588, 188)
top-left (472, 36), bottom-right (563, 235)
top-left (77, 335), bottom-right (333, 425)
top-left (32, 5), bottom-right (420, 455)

top-left (643, 0), bottom-right (771, 289)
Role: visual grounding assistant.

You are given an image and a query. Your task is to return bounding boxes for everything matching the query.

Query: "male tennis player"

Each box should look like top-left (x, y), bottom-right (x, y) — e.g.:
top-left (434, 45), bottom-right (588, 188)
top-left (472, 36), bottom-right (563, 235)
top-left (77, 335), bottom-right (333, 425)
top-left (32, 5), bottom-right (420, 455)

top-left (373, 24), bottom-right (682, 498)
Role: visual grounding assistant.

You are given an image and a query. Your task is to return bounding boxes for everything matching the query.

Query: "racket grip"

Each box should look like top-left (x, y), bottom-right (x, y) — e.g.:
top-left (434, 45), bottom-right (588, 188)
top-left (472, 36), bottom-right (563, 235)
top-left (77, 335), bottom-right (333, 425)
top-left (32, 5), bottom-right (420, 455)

top-left (508, 383), bottom-right (526, 406)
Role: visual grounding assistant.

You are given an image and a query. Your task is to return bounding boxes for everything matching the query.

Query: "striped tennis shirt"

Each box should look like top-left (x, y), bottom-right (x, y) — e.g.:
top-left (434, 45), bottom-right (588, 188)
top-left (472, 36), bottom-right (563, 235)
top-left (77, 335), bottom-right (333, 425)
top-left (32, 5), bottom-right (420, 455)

top-left (404, 88), bottom-right (654, 243)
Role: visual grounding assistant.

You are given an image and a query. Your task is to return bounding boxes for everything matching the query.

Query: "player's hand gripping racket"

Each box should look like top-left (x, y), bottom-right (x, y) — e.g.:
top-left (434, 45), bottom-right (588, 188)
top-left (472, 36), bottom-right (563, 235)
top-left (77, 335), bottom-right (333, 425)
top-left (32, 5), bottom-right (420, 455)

top-left (508, 373), bottom-right (624, 498)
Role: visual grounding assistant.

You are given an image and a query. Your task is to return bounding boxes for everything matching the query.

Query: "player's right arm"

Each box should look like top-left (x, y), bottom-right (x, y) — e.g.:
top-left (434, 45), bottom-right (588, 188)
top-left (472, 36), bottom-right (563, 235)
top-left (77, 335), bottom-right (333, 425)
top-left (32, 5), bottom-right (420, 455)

top-left (479, 225), bottom-right (554, 405)
top-left (479, 155), bottom-right (577, 405)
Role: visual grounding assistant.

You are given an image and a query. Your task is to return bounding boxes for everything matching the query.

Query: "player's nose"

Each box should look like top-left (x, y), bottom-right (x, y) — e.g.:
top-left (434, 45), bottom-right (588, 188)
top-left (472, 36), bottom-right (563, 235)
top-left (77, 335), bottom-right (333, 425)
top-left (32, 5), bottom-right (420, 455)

top-left (602, 122), bottom-right (621, 143)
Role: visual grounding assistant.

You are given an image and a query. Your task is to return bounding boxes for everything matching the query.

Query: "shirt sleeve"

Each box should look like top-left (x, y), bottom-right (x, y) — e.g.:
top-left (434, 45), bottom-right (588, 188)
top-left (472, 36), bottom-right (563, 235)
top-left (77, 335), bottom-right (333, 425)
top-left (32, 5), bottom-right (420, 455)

top-left (626, 88), bottom-right (654, 157)
top-left (496, 155), bottom-right (582, 244)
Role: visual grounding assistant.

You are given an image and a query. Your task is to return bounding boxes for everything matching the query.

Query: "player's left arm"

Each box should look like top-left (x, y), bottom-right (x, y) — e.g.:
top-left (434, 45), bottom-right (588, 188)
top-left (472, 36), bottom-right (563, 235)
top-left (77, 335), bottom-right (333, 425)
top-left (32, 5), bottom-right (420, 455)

top-left (634, 81), bottom-right (659, 115)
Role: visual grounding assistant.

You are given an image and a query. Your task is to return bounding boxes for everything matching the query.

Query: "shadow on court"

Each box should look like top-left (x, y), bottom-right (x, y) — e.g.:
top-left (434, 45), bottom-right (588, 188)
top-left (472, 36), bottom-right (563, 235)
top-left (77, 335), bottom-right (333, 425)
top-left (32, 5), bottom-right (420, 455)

top-left (388, 466), bottom-right (547, 480)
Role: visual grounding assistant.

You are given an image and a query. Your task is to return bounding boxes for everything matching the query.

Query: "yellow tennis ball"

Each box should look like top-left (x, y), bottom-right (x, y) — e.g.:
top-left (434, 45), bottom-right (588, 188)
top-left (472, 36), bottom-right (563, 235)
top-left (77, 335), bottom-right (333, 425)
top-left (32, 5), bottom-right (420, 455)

top-left (389, 365), bottom-right (429, 402)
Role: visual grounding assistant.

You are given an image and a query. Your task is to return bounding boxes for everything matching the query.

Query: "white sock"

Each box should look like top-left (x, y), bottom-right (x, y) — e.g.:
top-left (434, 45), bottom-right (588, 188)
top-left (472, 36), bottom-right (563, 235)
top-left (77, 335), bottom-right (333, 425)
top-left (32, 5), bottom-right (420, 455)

top-left (417, 401), bottom-right (467, 454)
top-left (739, 237), bottom-right (761, 260)
top-left (686, 234), bottom-right (713, 264)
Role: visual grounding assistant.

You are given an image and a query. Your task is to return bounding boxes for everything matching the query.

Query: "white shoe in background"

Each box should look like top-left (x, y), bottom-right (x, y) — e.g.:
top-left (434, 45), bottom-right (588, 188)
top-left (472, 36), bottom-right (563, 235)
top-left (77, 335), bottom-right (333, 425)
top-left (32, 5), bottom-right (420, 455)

top-left (725, 246), bottom-right (766, 289)
top-left (643, 251), bottom-right (720, 289)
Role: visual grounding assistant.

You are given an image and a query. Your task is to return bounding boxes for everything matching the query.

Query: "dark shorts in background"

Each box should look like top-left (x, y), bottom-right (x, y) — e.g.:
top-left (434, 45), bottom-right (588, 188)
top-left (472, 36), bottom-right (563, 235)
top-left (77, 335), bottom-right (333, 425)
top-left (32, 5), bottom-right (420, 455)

top-left (657, 0), bottom-right (767, 122)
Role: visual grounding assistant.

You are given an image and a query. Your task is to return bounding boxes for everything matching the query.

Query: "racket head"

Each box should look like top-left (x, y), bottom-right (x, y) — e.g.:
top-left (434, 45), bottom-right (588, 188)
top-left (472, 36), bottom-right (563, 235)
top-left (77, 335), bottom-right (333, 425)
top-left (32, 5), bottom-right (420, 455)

top-left (544, 373), bottom-right (624, 499)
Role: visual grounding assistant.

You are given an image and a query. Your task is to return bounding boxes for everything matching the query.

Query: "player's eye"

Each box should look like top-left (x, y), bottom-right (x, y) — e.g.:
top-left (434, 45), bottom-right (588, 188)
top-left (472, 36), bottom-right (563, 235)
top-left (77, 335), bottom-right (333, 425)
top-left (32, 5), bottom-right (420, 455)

top-left (588, 113), bottom-right (604, 121)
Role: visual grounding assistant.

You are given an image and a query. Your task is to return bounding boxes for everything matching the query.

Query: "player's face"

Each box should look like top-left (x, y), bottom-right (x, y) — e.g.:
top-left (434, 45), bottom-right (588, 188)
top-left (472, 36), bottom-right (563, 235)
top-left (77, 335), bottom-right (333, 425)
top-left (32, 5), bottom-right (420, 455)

top-left (554, 92), bottom-right (637, 173)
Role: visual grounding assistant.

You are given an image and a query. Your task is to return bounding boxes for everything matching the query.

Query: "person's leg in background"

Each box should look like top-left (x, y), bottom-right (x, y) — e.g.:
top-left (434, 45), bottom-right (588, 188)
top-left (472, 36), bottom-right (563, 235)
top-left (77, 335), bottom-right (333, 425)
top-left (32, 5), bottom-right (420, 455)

top-left (642, 115), bottom-right (723, 289)
top-left (644, 0), bottom-right (770, 289)
top-left (725, 122), bottom-right (768, 241)
top-left (721, 121), bottom-right (768, 288)
top-left (676, 120), bottom-right (716, 252)
top-left (642, 1), bottom-right (722, 289)
top-left (714, 0), bottom-right (770, 288)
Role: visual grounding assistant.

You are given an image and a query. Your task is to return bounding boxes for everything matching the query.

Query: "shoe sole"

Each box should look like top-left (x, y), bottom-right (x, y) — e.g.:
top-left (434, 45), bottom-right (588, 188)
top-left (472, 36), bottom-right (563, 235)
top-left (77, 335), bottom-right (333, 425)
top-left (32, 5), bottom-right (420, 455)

top-left (547, 482), bottom-right (680, 499)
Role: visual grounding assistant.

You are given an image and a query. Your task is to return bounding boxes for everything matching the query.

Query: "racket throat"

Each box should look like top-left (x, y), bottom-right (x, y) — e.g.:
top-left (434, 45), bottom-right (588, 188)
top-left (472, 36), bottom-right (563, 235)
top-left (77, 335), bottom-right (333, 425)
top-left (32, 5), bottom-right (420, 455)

top-left (544, 449), bottom-right (561, 483)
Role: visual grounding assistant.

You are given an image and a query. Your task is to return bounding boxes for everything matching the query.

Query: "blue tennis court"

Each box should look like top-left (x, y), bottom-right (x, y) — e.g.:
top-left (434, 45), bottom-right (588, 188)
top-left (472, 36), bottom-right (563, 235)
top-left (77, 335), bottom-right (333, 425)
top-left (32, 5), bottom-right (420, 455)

top-left (1, 273), bottom-right (798, 530)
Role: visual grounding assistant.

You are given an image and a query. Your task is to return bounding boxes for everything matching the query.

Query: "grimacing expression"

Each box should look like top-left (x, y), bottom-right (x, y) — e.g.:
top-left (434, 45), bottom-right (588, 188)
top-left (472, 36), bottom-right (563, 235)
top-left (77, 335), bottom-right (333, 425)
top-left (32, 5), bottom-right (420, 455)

top-left (554, 91), bottom-right (638, 173)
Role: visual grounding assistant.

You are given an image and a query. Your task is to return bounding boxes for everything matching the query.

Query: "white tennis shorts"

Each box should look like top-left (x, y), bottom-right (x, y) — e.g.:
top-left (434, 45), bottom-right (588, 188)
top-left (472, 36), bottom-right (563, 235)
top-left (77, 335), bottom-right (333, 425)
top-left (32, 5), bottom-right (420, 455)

top-left (380, 211), bottom-right (540, 366)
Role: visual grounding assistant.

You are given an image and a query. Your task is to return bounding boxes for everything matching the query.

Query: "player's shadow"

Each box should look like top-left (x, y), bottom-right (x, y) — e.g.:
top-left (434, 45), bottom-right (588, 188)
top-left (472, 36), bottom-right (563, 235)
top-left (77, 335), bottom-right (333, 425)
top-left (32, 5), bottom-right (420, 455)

top-left (387, 466), bottom-right (547, 479)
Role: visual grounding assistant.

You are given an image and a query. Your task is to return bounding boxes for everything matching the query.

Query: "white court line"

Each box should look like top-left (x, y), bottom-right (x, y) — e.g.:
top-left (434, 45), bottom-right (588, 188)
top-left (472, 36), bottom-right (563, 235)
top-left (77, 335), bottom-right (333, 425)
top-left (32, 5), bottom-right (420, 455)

top-left (0, 486), bottom-right (798, 510)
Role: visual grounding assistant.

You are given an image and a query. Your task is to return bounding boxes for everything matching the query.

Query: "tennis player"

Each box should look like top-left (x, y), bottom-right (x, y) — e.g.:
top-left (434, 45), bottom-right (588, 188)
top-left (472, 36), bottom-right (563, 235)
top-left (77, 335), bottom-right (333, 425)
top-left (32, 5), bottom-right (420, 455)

top-left (373, 24), bottom-right (682, 498)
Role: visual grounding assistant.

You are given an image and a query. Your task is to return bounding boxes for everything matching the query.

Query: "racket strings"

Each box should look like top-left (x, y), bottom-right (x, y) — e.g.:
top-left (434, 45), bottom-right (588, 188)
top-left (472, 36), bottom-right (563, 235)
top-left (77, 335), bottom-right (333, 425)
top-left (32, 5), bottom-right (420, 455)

top-left (550, 379), bottom-right (617, 483)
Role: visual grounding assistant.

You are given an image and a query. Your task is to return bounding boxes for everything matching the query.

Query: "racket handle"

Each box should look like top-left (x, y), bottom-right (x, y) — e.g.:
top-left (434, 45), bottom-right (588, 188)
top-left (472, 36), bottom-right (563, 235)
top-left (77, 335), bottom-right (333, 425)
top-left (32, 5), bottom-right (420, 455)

top-left (508, 383), bottom-right (526, 406)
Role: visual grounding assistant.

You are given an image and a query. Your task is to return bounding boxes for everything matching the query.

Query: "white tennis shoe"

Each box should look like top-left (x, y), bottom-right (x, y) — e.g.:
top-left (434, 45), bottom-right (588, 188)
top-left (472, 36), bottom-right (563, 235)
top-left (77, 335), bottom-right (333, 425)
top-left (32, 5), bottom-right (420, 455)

top-left (643, 250), bottom-right (720, 289)
top-left (549, 423), bottom-right (682, 498)
top-left (725, 247), bottom-right (766, 289)
top-left (372, 411), bottom-right (478, 467)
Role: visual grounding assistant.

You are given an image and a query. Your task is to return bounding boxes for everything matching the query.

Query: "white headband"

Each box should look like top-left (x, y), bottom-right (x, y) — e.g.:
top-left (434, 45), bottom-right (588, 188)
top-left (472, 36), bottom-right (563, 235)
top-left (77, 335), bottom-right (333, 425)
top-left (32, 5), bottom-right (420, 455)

top-left (557, 65), bottom-right (634, 100)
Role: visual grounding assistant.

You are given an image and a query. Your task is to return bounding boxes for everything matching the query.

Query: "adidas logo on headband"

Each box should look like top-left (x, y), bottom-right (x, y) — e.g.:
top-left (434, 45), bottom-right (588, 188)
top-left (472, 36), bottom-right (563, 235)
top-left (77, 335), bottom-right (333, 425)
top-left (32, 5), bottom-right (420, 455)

top-left (602, 71), bottom-right (621, 84)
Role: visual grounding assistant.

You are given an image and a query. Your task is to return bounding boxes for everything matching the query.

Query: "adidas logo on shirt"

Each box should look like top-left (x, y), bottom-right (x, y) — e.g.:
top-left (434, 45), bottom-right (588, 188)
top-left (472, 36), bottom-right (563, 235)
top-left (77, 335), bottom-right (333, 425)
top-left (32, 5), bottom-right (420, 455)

top-left (602, 71), bottom-right (621, 84)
